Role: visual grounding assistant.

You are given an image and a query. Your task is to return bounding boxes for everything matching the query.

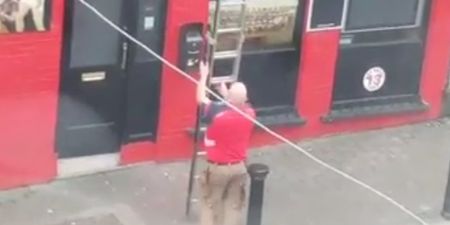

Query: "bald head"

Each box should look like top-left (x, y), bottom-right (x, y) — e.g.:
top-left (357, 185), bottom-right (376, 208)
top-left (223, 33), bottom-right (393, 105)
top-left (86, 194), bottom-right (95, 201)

top-left (227, 82), bottom-right (248, 105)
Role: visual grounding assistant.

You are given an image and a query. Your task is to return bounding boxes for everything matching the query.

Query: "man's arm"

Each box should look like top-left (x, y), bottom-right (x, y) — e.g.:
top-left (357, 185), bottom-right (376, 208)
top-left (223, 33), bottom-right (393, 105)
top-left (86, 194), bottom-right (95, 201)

top-left (196, 61), bottom-right (211, 105)
top-left (216, 82), bottom-right (229, 99)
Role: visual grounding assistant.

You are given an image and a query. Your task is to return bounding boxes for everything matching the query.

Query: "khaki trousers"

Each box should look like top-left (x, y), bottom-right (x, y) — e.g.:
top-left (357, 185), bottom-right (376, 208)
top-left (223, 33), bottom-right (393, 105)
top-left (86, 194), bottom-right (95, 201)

top-left (0, 22), bottom-right (9, 34)
top-left (200, 162), bottom-right (248, 225)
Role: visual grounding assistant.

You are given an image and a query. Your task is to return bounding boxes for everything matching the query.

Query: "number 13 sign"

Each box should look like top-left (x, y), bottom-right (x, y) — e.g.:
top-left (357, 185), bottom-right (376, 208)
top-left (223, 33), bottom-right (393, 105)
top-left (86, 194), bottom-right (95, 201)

top-left (363, 67), bottom-right (386, 92)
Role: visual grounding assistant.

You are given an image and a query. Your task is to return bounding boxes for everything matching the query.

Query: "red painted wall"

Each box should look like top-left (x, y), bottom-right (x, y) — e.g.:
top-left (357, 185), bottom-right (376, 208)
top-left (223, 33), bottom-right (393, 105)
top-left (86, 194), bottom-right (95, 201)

top-left (250, 0), bottom-right (450, 147)
top-left (123, 0), bottom-right (450, 163)
top-left (0, 0), bottom-right (64, 189)
top-left (1, 0), bottom-right (450, 190)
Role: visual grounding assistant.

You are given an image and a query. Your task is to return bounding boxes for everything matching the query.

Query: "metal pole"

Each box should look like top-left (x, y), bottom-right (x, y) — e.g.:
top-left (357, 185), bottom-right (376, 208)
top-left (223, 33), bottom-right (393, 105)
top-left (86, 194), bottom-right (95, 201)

top-left (186, 31), bottom-right (212, 217)
top-left (442, 162), bottom-right (450, 219)
top-left (247, 163), bottom-right (270, 225)
top-left (185, 105), bottom-right (203, 217)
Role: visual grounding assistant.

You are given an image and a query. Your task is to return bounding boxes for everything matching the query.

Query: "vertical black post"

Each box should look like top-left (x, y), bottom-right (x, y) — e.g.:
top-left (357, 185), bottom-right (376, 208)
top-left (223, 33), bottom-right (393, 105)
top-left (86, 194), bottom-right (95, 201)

top-left (185, 30), bottom-right (211, 217)
top-left (247, 163), bottom-right (270, 225)
top-left (185, 105), bottom-right (203, 217)
top-left (442, 163), bottom-right (450, 219)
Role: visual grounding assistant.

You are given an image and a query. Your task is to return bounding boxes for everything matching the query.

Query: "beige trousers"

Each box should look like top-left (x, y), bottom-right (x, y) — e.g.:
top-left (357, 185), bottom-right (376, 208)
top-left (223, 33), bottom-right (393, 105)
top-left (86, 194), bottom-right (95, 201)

top-left (200, 162), bottom-right (248, 225)
top-left (0, 21), bottom-right (9, 33)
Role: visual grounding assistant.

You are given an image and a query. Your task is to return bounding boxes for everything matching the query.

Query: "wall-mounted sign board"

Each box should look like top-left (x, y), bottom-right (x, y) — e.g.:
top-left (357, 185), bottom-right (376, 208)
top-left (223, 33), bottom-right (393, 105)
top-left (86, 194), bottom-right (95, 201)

top-left (307, 0), bottom-right (345, 32)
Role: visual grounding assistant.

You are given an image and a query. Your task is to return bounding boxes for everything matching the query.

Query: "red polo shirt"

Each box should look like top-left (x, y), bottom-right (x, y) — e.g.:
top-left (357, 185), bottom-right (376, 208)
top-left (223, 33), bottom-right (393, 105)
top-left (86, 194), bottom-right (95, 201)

top-left (203, 103), bottom-right (255, 163)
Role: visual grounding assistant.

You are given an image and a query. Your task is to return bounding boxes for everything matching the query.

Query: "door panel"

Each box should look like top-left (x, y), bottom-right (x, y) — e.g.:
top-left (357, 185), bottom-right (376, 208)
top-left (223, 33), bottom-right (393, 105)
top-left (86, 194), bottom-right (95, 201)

top-left (123, 0), bottom-right (166, 142)
top-left (58, 0), bottom-right (127, 158)
top-left (69, 0), bottom-right (123, 68)
top-left (58, 0), bottom-right (167, 158)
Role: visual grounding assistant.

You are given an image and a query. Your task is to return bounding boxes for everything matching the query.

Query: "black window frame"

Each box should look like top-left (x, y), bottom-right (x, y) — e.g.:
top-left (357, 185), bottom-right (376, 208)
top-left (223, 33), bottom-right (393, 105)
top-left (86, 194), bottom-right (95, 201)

top-left (342, 0), bottom-right (425, 33)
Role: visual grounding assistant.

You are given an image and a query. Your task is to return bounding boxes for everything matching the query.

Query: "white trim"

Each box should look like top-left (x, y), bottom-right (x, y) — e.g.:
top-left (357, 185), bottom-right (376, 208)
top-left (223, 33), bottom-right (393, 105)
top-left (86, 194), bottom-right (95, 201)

top-left (306, 0), bottom-right (345, 32)
top-left (58, 153), bottom-right (120, 178)
top-left (342, 0), bottom-right (425, 33)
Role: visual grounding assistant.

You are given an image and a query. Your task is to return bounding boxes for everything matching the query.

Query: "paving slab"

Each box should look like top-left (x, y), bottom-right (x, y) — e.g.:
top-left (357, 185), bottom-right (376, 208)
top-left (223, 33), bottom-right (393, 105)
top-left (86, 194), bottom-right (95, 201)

top-left (1, 118), bottom-right (450, 225)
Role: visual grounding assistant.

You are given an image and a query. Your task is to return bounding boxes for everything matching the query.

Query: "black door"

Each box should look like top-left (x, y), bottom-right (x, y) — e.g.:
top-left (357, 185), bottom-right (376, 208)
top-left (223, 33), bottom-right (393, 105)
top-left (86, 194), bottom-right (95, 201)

top-left (123, 0), bottom-right (166, 143)
top-left (57, 0), bottom-right (166, 158)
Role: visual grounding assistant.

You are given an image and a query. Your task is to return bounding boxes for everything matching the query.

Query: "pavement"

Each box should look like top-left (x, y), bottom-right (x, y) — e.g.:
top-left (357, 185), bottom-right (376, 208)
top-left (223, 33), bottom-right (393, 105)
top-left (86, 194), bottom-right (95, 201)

top-left (2, 118), bottom-right (450, 225)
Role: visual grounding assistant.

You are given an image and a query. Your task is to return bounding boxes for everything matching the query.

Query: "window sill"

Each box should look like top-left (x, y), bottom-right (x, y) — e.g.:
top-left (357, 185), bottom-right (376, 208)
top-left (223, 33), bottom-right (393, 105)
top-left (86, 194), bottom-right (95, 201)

top-left (256, 112), bottom-right (305, 127)
top-left (341, 37), bottom-right (422, 49)
top-left (322, 99), bottom-right (429, 123)
top-left (186, 106), bottom-right (305, 138)
top-left (242, 46), bottom-right (297, 56)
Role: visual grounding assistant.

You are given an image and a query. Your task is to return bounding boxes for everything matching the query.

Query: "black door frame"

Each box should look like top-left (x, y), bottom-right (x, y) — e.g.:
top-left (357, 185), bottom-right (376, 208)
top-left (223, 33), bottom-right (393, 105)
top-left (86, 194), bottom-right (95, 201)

top-left (121, 0), bottom-right (167, 143)
top-left (443, 63), bottom-right (450, 116)
top-left (57, 0), bottom-right (167, 158)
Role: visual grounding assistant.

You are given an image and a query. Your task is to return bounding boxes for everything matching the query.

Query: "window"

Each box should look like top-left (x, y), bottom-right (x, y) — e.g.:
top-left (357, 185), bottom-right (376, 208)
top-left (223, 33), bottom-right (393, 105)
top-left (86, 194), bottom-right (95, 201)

top-left (0, 0), bottom-right (52, 34)
top-left (344, 0), bottom-right (423, 32)
top-left (307, 0), bottom-right (345, 31)
top-left (70, 0), bottom-right (122, 68)
top-left (209, 0), bottom-right (300, 51)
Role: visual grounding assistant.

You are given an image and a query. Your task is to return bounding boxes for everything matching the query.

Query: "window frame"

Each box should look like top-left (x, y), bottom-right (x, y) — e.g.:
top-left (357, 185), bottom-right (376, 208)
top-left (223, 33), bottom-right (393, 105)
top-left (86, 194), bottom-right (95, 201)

top-left (306, 0), bottom-right (345, 32)
top-left (342, 0), bottom-right (426, 33)
top-left (208, 0), bottom-right (305, 53)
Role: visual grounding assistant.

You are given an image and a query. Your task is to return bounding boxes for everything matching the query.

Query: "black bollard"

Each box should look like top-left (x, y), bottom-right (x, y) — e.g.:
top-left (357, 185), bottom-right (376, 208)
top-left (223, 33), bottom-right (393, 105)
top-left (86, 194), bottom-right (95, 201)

top-left (442, 163), bottom-right (450, 219)
top-left (247, 163), bottom-right (270, 225)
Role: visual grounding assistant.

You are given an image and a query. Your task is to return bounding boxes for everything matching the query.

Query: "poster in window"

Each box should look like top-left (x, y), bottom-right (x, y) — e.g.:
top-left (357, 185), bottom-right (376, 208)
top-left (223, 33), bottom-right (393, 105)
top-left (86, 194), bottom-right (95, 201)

top-left (209, 0), bottom-right (300, 50)
top-left (0, 0), bottom-right (51, 34)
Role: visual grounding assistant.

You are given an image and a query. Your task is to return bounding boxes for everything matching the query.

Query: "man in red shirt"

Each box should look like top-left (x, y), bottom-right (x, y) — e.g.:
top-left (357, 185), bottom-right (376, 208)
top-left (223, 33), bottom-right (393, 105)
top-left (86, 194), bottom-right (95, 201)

top-left (197, 62), bottom-right (255, 225)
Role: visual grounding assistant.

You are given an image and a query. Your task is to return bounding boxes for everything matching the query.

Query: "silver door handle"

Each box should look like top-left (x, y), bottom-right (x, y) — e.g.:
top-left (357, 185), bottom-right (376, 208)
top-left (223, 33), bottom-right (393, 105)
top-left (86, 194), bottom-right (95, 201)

top-left (121, 42), bottom-right (129, 70)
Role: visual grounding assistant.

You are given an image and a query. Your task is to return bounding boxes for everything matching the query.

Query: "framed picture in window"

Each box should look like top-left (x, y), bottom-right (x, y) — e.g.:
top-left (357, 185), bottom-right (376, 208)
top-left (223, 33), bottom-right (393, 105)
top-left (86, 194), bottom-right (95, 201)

top-left (0, 0), bottom-right (52, 34)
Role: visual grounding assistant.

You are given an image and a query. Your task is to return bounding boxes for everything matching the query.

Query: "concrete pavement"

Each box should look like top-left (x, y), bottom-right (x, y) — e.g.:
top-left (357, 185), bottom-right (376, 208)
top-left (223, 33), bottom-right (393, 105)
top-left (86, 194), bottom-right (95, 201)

top-left (1, 118), bottom-right (450, 225)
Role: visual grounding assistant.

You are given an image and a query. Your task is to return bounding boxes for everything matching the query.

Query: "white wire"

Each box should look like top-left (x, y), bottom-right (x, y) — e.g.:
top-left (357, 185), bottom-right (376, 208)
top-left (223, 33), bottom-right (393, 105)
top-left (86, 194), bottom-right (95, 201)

top-left (77, 0), bottom-right (429, 224)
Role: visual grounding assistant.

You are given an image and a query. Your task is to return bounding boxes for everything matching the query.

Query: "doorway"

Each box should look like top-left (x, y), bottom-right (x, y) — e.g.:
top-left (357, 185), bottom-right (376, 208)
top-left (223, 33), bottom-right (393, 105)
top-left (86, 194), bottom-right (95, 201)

top-left (57, 0), bottom-right (167, 158)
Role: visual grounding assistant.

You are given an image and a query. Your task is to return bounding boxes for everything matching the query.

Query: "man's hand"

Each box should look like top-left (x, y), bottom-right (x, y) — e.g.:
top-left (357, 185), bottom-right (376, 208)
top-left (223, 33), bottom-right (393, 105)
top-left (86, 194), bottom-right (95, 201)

top-left (216, 82), bottom-right (229, 98)
top-left (197, 61), bottom-right (211, 104)
top-left (200, 61), bottom-right (209, 79)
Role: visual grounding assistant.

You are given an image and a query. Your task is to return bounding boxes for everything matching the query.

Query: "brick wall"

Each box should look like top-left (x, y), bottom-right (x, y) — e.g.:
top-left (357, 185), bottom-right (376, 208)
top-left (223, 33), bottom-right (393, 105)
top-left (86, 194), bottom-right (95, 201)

top-left (0, 0), bottom-right (64, 189)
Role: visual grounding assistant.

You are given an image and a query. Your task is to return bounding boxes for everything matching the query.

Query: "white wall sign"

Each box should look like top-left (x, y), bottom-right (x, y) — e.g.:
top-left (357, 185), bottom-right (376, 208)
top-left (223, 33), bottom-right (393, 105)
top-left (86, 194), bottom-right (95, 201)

top-left (144, 16), bottom-right (155, 30)
top-left (363, 66), bottom-right (386, 92)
